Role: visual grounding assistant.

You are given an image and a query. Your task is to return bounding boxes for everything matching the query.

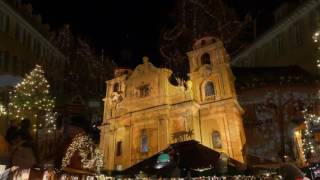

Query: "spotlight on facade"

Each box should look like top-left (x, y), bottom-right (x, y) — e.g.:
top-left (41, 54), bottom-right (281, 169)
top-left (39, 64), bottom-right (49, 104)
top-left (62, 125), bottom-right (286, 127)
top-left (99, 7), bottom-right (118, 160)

top-left (154, 153), bottom-right (170, 169)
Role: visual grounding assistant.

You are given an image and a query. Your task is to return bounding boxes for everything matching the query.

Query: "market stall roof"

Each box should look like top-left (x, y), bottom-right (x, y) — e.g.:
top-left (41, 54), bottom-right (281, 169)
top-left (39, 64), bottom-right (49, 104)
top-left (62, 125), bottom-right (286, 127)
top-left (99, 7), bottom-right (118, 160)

top-left (122, 140), bottom-right (243, 176)
top-left (62, 167), bottom-right (96, 175)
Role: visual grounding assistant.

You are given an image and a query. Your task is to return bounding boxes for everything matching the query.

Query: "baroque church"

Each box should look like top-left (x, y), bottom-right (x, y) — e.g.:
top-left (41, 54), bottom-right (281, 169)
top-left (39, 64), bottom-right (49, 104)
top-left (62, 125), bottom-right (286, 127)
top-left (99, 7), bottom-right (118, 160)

top-left (99, 37), bottom-right (246, 170)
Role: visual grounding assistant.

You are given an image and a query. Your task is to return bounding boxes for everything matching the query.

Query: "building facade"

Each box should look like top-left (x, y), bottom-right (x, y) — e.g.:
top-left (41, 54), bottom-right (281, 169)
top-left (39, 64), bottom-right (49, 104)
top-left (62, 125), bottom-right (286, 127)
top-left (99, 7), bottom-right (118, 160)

top-left (100, 37), bottom-right (246, 171)
top-left (231, 0), bottom-right (320, 75)
top-left (230, 0), bottom-right (320, 167)
top-left (232, 66), bottom-right (319, 166)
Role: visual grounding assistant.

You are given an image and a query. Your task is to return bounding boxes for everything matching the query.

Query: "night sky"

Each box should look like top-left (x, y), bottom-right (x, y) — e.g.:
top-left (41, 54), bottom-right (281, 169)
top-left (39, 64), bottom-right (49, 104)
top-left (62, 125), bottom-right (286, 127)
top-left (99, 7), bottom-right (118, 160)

top-left (22, 0), bottom-right (284, 67)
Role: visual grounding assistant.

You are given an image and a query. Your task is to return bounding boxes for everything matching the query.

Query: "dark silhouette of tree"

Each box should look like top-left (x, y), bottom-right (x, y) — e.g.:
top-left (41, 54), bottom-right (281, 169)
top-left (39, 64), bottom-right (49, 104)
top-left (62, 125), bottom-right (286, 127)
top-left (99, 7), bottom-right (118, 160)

top-left (50, 25), bottom-right (116, 98)
top-left (160, 0), bottom-right (252, 79)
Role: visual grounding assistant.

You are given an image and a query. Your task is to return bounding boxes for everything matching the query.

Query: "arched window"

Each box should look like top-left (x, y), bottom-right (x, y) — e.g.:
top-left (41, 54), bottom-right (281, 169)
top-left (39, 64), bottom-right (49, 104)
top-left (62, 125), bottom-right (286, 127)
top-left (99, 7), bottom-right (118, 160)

top-left (140, 129), bottom-right (148, 153)
top-left (212, 131), bottom-right (222, 149)
top-left (201, 53), bottom-right (211, 65)
top-left (113, 83), bottom-right (120, 92)
top-left (205, 81), bottom-right (215, 97)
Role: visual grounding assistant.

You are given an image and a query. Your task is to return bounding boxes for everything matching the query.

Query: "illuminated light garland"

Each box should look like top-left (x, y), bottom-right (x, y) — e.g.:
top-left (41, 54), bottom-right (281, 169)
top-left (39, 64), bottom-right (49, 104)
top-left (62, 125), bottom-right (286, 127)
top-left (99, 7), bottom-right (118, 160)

top-left (300, 31), bottom-right (320, 161)
top-left (61, 134), bottom-right (103, 172)
top-left (301, 110), bottom-right (319, 160)
top-left (0, 104), bottom-right (7, 116)
top-left (8, 65), bottom-right (57, 133)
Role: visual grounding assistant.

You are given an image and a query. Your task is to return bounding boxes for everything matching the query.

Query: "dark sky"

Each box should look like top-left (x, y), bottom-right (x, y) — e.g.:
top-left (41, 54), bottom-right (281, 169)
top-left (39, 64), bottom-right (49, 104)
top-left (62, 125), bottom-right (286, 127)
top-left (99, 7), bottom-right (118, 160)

top-left (22, 0), bottom-right (284, 67)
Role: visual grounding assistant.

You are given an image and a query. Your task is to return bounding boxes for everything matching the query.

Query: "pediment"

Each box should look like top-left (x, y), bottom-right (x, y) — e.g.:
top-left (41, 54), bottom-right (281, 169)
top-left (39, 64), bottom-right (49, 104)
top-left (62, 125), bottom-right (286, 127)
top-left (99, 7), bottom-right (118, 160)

top-left (127, 58), bottom-right (159, 82)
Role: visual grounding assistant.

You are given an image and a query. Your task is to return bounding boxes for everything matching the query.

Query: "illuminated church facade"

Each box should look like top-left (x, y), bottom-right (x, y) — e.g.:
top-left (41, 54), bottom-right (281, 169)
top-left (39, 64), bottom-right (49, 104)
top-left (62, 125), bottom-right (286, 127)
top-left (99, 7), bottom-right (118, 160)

top-left (99, 37), bottom-right (246, 170)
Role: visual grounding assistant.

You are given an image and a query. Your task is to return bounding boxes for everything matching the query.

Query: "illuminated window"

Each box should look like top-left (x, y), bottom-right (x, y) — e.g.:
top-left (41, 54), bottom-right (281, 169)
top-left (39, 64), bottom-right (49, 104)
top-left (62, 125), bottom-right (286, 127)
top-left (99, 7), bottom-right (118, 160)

top-left (140, 129), bottom-right (148, 153)
top-left (205, 81), bottom-right (215, 97)
top-left (116, 141), bottom-right (122, 156)
top-left (201, 53), bottom-right (211, 65)
top-left (212, 131), bottom-right (222, 149)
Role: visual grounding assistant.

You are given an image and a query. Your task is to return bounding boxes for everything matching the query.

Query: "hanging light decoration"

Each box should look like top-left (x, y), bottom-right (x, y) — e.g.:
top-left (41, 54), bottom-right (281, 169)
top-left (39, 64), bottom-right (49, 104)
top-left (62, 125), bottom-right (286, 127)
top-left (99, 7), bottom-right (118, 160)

top-left (61, 134), bottom-right (103, 172)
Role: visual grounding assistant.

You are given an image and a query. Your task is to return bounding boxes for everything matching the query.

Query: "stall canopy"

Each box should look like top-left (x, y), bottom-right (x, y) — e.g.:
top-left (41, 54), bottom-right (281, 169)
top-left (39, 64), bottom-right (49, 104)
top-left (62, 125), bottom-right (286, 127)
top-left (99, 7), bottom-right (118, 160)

top-left (122, 140), bottom-right (245, 177)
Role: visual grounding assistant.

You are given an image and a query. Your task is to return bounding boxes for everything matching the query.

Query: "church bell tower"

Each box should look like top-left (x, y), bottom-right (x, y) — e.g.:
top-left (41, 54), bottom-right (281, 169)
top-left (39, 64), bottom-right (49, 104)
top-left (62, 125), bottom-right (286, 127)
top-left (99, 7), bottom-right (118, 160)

top-left (187, 37), bottom-right (246, 163)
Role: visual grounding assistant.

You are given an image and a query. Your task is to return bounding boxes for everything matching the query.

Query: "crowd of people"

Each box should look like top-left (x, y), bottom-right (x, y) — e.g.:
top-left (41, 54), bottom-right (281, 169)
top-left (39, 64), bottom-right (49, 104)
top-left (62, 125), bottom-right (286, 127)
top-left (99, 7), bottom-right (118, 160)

top-left (5, 118), bottom-right (37, 169)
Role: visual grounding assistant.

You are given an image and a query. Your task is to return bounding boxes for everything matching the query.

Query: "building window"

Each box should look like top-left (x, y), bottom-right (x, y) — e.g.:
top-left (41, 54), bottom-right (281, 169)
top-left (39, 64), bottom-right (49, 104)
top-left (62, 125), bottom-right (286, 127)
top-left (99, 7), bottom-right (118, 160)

top-left (15, 23), bottom-right (23, 42)
top-left (204, 81), bottom-right (215, 97)
top-left (201, 53), bottom-right (211, 65)
top-left (293, 24), bottom-right (303, 45)
top-left (0, 10), bottom-right (9, 32)
top-left (0, 51), bottom-right (4, 69)
top-left (26, 34), bottom-right (31, 49)
top-left (3, 51), bottom-right (9, 72)
top-left (5, 16), bottom-right (9, 33)
top-left (12, 56), bottom-right (18, 74)
top-left (138, 84), bottom-right (150, 97)
top-left (116, 141), bottom-right (122, 156)
top-left (140, 129), bottom-right (148, 153)
top-left (0, 11), bottom-right (4, 31)
top-left (212, 131), bottom-right (222, 149)
top-left (113, 83), bottom-right (120, 92)
top-left (273, 36), bottom-right (283, 56)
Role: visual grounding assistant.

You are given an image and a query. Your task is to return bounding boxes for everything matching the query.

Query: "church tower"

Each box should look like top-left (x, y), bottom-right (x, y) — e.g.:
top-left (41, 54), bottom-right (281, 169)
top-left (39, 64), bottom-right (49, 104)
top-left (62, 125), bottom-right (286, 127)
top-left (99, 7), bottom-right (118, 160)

top-left (187, 37), bottom-right (246, 162)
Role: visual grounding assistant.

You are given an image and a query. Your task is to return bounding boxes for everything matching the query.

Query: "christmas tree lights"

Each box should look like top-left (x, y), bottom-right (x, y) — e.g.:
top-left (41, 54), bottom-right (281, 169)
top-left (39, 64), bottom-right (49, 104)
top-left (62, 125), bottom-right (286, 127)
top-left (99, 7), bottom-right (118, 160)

top-left (300, 31), bottom-right (320, 161)
top-left (8, 65), bottom-right (57, 133)
top-left (0, 104), bottom-right (7, 116)
top-left (301, 111), bottom-right (319, 159)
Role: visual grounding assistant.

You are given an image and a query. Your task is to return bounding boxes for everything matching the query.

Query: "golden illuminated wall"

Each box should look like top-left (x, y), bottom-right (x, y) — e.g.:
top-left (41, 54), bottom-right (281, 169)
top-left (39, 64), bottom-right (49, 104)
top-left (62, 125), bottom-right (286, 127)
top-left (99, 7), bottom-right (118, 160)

top-left (99, 37), bottom-right (246, 171)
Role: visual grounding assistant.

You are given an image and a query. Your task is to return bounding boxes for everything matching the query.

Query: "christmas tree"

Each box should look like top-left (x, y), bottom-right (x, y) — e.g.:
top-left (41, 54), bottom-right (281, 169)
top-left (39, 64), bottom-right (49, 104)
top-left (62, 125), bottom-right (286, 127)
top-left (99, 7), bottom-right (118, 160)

top-left (8, 65), bottom-right (56, 133)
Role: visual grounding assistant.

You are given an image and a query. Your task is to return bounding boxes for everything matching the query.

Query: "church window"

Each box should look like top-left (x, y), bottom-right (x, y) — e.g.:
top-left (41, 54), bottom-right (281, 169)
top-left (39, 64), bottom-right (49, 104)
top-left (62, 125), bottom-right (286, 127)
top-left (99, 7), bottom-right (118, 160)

top-left (140, 129), bottom-right (149, 153)
top-left (201, 53), bottom-right (211, 65)
top-left (205, 81), bottom-right (215, 97)
top-left (113, 83), bottom-right (120, 92)
top-left (138, 84), bottom-right (150, 97)
top-left (116, 141), bottom-right (122, 156)
top-left (212, 131), bottom-right (222, 149)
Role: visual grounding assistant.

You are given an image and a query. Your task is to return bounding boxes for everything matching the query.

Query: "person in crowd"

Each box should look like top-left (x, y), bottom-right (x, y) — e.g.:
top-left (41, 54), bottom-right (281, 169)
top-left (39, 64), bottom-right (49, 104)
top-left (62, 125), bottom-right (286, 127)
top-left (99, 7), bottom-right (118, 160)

top-left (11, 118), bottom-right (37, 168)
top-left (5, 120), bottom-right (19, 146)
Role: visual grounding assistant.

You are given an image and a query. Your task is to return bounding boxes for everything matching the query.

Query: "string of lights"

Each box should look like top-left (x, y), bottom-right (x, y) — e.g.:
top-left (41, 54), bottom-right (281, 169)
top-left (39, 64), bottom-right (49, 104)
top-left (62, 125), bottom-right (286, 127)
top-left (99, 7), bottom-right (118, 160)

top-left (61, 134), bottom-right (103, 172)
top-left (300, 31), bottom-right (320, 161)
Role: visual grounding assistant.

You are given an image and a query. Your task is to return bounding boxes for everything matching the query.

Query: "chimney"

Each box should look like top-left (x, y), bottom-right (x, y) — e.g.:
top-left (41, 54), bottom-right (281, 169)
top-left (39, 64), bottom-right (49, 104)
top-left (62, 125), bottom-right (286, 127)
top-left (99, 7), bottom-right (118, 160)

top-left (33, 14), bottom-right (42, 25)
